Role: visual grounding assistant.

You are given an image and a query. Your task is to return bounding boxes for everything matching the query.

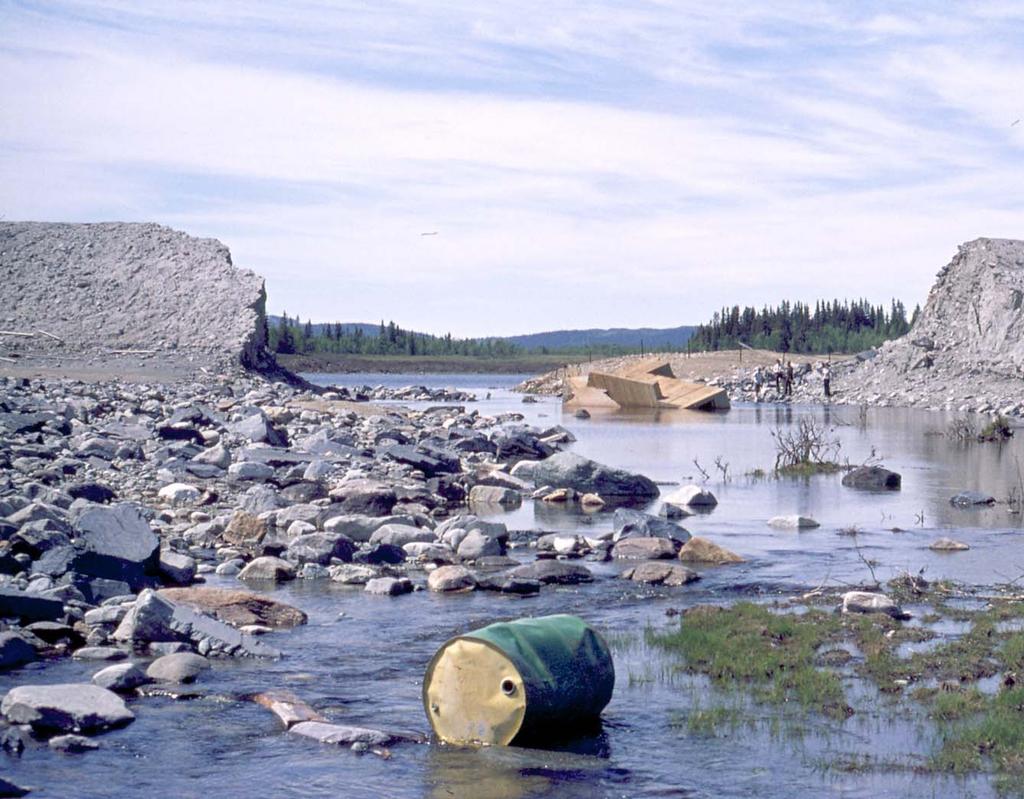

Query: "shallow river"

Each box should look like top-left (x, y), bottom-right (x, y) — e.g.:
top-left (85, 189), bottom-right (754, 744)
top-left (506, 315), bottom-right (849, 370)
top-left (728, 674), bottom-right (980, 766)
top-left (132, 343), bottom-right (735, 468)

top-left (5, 372), bottom-right (1022, 798)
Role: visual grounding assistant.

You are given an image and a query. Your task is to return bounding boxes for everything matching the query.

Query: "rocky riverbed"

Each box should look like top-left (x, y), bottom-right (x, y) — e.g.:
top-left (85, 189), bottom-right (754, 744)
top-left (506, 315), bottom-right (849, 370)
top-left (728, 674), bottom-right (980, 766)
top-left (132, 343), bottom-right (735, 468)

top-left (0, 369), bottom-right (718, 795)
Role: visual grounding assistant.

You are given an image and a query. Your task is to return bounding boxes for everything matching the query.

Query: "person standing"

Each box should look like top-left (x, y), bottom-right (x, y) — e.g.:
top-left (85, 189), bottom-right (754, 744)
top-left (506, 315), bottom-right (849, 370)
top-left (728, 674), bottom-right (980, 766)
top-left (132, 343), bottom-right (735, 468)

top-left (785, 360), bottom-right (794, 397)
top-left (753, 366), bottom-right (763, 400)
top-left (773, 358), bottom-right (782, 393)
top-left (823, 363), bottom-right (831, 399)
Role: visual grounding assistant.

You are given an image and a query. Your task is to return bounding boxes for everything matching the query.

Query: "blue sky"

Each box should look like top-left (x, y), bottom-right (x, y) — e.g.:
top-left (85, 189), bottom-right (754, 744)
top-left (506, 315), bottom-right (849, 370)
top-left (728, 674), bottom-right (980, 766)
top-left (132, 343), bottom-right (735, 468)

top-left (1, 1), bottom-right (1022, 335)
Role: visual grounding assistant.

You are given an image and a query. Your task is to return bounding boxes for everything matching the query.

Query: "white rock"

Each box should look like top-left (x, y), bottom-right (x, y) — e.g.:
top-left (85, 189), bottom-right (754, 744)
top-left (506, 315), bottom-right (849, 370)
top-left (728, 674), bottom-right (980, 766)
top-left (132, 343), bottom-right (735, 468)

top-left (768, 515), bottom-right (820, 530)
top-left (157, 483), bottom-right (201, 507)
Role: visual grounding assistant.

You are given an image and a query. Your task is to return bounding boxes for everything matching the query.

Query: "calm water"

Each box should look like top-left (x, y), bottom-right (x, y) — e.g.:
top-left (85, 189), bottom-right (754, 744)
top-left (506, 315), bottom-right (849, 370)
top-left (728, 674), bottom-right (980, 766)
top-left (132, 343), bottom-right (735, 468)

top-left (4, 372), bottom-right (1021, 798)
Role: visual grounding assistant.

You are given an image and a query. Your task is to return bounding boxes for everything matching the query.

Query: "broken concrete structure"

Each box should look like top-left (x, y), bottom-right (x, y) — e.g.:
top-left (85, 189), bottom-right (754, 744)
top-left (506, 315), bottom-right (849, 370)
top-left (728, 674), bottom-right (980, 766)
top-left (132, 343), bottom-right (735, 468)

top-left (565, 358), bottom-right (729, 411)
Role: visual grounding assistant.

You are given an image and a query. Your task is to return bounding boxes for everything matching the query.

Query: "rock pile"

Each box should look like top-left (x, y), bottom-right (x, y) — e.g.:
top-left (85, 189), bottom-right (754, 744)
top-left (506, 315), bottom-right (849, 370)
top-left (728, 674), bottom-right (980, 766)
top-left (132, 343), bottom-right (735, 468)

top-left (0, 222), bottom-right (276, 378)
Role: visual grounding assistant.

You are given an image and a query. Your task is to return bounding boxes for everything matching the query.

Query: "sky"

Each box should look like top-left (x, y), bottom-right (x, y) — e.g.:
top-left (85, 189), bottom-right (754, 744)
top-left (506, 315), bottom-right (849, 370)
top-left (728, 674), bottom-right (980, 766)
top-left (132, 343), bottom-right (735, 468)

top-left (1, 2), bottom-right (1022, 337)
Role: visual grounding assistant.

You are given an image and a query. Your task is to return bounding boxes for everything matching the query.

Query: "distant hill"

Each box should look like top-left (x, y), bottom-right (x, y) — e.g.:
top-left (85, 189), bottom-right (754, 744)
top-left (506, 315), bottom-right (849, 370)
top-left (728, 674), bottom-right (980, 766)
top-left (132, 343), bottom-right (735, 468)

top-left (503, 326), bottom-right (696, 351)
top-left (267, 316), bottom-right (696, 354)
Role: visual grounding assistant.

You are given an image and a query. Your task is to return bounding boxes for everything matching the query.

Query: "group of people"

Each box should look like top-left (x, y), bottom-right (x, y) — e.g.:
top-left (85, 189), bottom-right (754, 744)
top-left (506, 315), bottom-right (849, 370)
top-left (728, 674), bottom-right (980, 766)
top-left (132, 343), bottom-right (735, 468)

top-left (752, 358), bottom-right (831, 400)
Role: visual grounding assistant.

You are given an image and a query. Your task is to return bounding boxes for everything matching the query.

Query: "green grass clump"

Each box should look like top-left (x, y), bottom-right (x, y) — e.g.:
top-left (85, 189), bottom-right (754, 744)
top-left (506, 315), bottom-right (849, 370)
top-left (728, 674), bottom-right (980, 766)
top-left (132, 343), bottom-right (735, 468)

top-left (932, 688), bottom-right (987, 721)
top-left (649, 602), bottom-right (850, 718)
top-left (933, 687), bottom-right (1024, 776)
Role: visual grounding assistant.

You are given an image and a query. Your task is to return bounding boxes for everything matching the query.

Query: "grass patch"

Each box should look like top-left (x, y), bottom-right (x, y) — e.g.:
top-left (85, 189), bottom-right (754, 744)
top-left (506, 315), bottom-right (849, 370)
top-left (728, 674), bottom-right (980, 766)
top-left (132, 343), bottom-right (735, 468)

top-left (670, 704), bottom-right (743, 736)
top-left (648, 602), bottom-right (851, 718)
top-left (933, 686), bottom-right (1024, 778)
top-left (776, 461), bottom-right (845, 477)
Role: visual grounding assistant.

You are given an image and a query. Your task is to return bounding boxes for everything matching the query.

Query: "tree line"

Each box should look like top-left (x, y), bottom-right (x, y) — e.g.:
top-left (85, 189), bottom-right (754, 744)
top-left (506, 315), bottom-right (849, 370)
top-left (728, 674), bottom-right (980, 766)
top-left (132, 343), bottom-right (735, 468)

top-left (688, 299), bottom-right (918, 354)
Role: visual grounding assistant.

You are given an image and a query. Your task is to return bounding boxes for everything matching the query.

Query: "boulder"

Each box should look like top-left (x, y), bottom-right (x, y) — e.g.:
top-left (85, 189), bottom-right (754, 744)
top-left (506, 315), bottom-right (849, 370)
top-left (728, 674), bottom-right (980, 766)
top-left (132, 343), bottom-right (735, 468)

top-left (228, 462), bottom-right (276, 481)
top-left (229, 413), bottom-right (288, 447)
top-left (384, 444), bottom-right (460, 477)
top-left (112, 589), bottom-right (280, 658)
top-left (329, 480), bottom-right (397, 516)
top-left (91, 662), bottom-right (150, 693)
top-left (157, 483), bottom-right (201, 507)
top-left (158, 587), bottom-right (307, 628)
top-left (72, 647), bottom-right (128, 662)
top-left (146, 652), bottom-right (211, 683)
top-left (621, 562), bottom-right (699, 586)
top-left (322, 514), bottom-right (389, 543)
top-left (612, 508), bottom-right (690, 542)
top-left (192, 443), bottom-right (232, 469)
top-left (0, 683), bottom-right (134, 733)
top-left (468, 485), bottom-right (522, 508)
top-left (662, 485), bottom-right (718, 509)
top-left (677, 537), bottom-right (744, 564)
top-left (368, 524), bottom-right (435, 548)
top-left (841, 591), bottom-right (909, 619)
top-left (285, 533), bottom-right (355, 566)
top-left (529, 452), bottom-right (658, 501)
top-left (842, 467), bottom-right (902, 491)
top-left (475, 575), bottom-right (542, 595)
top-left (329, 564), bottom-right (378, 585)
top-left (49, 733), bottom-right (99, 752)
top-left (611, 537), bottom-right (680, 560)
top-left (238, 556), bottom-right (296, 583)
top-left (364, 577), bottom-right (414, 596)
top-left (511, 560), bottom-right (592, 584)
top-left (767, 515), bottom-right (820, 530)
top-left (222, 510), bottom-right (267, 547)
top-left (289, 720), bottom-right (394, 747)
top-left (0, 633), bottom-right (37, 670)
top-left (158, 550), bottom-right (197, 585)
top-left (67, 483), bottom-right (116, 504)
top-left (70, 503), bottom-right (160, 589)
top-left (456, 529), bottom-right (504, 560)
top-left (427, 565), bottom-right (477, 593)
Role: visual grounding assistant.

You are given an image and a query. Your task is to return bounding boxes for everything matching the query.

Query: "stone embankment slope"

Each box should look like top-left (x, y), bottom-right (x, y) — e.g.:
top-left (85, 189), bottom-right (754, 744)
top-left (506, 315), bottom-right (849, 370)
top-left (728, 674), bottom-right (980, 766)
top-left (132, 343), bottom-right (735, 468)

top-left (521, 238), bottom-right (1024, 416)
top-left (0, 222), bottom-right (277, 380)
top-left (834, 238), bottom-right (1024, 415)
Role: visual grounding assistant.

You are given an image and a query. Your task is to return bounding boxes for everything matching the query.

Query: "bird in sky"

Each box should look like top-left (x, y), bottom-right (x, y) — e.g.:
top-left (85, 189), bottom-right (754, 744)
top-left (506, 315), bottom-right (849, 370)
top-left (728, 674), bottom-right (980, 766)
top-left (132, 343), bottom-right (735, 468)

top-left (1012, 119), bottom-right (1020, 127)
top-left (420, 231), bottom-right (439, 236)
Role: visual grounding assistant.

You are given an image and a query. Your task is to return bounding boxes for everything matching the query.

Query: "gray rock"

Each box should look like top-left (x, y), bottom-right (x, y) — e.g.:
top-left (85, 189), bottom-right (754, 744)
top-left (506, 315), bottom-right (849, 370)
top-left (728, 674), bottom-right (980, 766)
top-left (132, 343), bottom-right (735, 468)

top-left (612, 508), bottom-right (690, 542)
top-left (468, 485), bottom-right (522, 508)
top-left (322, 514), bottom-right (388, 542)
top-left (427, 565), bottom-right (476, 592)
top-left (511, 560), bottom-right (593, 584)
top-left (662, 485), bottom-right (718, 508)
top-left (229, 461), bottom-right (276, 481)
top-left (229, 413), bottom-right (288, 447)
top-left (0, 683), bottom-right (134, 732)
top-left (456, 529), bottom-right (503, 560)
top-left (72, 646), bottom-right (128, 662)
top-left (289, 720), bottom-right (394, 746)
top-left (329, 564), bottom-right (378, 585)
top-left (158, 550), bottom-right (197, 585)
top-left (621, 562), bottom-right (699, 586)
top-left (329, 479), bottom-right (398, 516)
top-left (70, 503), bottom-right (160, 589)
top-left (841, 591), bottom-right (909, 619)
top-left (530, 452), bottom-right (658, 501)
top-left (192, 443), bottom-right (231, 470)
top-left (285, 533), bottom-right (355, 566)
top-left (368, 524), bottom-right (435, 548)
top-left (146, 652), bottom-right (210, 683)
top-left (112, 589), bottom-right (279, 658)
top-left (611, 537), bottom-right (680, 560)
top-left (91, 662), bottom-right (150, 693)
top-left (767, 515), bottom-right (820, 529)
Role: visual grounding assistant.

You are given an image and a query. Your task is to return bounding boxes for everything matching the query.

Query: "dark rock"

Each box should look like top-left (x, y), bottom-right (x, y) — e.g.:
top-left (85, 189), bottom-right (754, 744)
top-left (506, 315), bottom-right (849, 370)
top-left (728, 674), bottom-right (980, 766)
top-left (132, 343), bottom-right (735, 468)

top-left (841, 466), bottom-right (902, 491)
top-left (156, 425), bottom-right (205, 444)
top-left (49, 733), bottom-right (100, 753)
top-left (0, 586), bottom-right (64, 622)
top-left (91, 662), bottom-right (150, 693)
top-left (491, 429), bottom-right (555, 461)
top-left (158, 550), bottom-right (197, 585)
top-left (621, 562), bottom-right (699, 586)
top-left (530, 452), bottom-right (659, 501)
top-left (950, 490), bottom-right (996, 507)
top-left (0, 632), bottom-right (37, 669)
top-left (353, 543), bottom-right (406, 565)
top-left (329, 480), bottom-right (397, 516)
top-left (611, 537), bottom-right (681, 560)
top-left (384, 444), bottom-right (460, 477)
top-left (67, 483), bottom-right (116, 504)
top-left (146, 652), bottom-right (210, 683)
top-left (511, 559), bottom-right (593, 584)
top-left (0, 777), bottom-right (29, 797)
top-left (229, 414), bottom-right (289, 447)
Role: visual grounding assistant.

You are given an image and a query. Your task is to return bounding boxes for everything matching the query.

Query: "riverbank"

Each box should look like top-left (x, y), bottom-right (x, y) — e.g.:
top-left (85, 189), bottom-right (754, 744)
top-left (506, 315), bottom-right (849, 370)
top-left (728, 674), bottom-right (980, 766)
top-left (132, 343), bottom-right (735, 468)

top-left (278, 352), bottom-right (585, 375)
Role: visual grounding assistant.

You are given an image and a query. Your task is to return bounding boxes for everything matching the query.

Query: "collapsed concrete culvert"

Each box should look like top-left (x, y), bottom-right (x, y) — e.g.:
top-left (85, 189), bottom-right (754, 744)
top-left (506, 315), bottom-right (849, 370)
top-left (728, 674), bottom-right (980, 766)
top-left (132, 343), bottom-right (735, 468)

top-left (0, 221), bottom-right (302, 384)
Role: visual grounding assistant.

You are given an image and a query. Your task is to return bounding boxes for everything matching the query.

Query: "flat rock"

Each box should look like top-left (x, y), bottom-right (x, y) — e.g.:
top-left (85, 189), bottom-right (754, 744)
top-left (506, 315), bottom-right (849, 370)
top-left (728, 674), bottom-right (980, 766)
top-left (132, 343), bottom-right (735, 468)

top-left (930, 537), bottom-right (970, 551)
top-left (253, 690), bottom-right (326, 728)
top-left (950, 490), bottom-right (995, 507)
top-left (0, 777), bottom-right (29, 798)
top-left (71, 503), bottom-right (160, 589)
top-left (49, 733), bottom-right (99, 752)
top-left (159, 587), bottom-right (307, 629)
top-left (511, 559), bottom-right (593, 584)
top-left (767, 515), bottom-right (820, 530)
top-left (113, 589), bottom-right (280, 658)
top-left (468, 485), bottom-right (522, 508)
top-left (289, 720), bottom-right (394, 746)
top-left (677, 537), bottom-right (744, 564)
top-left (158, 550), bottom-right (197, 585)
top-left (157, 483), bottom-right (201, 507)
top-left (1, 683), bottom-right (134, 733)
top-left (611, 537), bottom-right (680, 560)
top-left (612, 508), bottom-right (690, 542)
top-left (0, 588), bottom-right (64, 622)
top-left (72, 646), bottom-right (128, 662)
top-left (621, 562), bottom-right (699, 586)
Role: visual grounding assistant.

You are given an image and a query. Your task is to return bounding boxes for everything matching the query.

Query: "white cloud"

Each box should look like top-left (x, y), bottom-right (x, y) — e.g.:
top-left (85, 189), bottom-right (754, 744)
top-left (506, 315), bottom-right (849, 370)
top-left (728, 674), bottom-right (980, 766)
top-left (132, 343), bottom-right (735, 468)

top-left (0, 2), bottom-right (1022, 335)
